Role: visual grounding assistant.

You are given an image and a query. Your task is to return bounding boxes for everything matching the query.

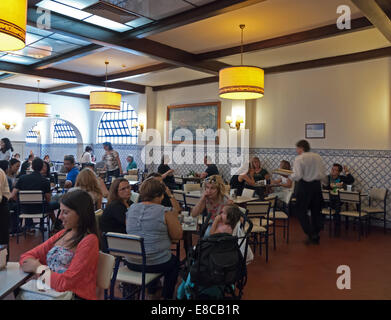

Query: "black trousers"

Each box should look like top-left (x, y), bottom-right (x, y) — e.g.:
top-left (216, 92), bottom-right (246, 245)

top-left (107, 168), bottom-right (120, 179)
top-left (295, 179), bottom-right (323, 239)
top-left (0, 196), bottom-right (10, 260)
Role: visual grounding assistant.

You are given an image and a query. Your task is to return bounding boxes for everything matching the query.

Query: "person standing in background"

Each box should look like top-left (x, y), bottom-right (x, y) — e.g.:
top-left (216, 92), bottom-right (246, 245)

top-left (289, 140), bottom-right (326, 245)
top-left (80, 146), bottom-right (94, 169)
top-left (102, 142), bottom-right (122, 178)
top-left (0, 138), bottom-right (13, 161)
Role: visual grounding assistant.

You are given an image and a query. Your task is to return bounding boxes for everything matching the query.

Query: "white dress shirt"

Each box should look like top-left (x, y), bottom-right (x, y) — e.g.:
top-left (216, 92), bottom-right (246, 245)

top-left (289, 152), bottom-right (326, 182)
top-left (80, 151), bottom-right (92, 164)
top-left (0, 168), bottom-right (10, 200)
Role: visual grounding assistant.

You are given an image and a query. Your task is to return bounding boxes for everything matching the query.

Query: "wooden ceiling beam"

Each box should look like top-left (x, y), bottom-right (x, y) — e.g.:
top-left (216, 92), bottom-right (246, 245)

top-left (153, 46), bottom-right (391, 91)
top-left (352, 0), bottom-right (391, 42)
top-left (122, 0), bottom-right (267, 39)
top-left (26, 9), bottom-right (230, 75)
top-left (196, 17), bottom-right (373, 60)
top-left (103, 63), bottom-right (175, 82)
top-left (0, 62), bottom-right (146, 93)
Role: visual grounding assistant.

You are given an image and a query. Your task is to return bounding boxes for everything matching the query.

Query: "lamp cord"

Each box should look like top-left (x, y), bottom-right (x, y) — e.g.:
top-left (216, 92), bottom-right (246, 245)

top-left (240, 24), bottom-right (245, 66)
top-left (37, 80), bottom-right (40, 103)
top-left (105, 61), bottom-right (108, 91)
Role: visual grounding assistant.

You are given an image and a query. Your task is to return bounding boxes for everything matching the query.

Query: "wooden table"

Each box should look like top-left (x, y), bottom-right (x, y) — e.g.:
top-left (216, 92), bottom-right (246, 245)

top-left (0, 262), bottom-right (32, 299)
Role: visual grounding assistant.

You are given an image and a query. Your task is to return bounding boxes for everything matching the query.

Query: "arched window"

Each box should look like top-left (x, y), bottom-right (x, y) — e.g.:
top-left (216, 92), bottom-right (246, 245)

top-left (26, 125), bottom-right (38, 143)
top-left (97, 102), bottom-right (138, 145)
top-left (53, 119), bottom-right (77, 144)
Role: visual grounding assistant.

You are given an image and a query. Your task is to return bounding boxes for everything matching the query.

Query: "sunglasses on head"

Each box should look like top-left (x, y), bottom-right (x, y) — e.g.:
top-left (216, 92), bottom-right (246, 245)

top-left (205, 176), bottom-right (218, 184)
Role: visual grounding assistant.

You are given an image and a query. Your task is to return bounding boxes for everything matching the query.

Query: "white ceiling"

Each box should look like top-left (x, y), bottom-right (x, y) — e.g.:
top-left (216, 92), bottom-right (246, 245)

top-left (0, 75), bottom-right (66, 89)
top-left (64, 85), bottom-right (120, 95)
top-left (124, 67), bottom-right (212, 86)
top-left (148, 0), bottom-right (363, 54)
top-left (219, 28), bottom-right (390, 68)
top-left (54, 48), bottom-right (161, 76)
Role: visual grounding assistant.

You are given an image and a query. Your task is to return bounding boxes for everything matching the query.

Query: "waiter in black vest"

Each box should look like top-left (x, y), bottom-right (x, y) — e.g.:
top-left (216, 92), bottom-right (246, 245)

top-left (289, 140), bottom-right (326, 245)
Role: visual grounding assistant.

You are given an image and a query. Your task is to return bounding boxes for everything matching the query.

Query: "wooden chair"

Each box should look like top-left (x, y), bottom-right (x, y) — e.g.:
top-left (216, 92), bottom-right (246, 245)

top-left (183, 183), bottom-right (201, 193)
top-left (16, 191), bottom-right (50, 244)
top-left (245, 201), bottom-right (271, 262)
top-left (338, 190), bottom-right (368, 241)
top-left (321, 190), bottom-right (337, 237)
top-left (105, 232), bottom-right (164, 300)
top-left (362, 188), bottom-right (388, 233)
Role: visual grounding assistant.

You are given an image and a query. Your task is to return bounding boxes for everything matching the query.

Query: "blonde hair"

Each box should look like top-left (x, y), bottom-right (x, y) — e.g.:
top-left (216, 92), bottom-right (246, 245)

top-left (202, 175), bottom-right (226, 200)
top-left (75, 168), bottom-right (102, 198)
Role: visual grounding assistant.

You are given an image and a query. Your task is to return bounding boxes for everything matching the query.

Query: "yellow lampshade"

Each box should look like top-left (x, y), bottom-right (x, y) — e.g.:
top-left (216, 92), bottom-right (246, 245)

top-left (25, 103), bottom-right (51, 117)
top-left (219, 66), bottom-right (264, 100)
top-left (90, 91), bottom-right (121, 112)
top-left (0, 0), bottom-right (27, 51)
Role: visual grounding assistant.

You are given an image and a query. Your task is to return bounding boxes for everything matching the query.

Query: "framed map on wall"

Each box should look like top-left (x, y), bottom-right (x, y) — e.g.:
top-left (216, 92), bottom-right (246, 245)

top-left (167, 102), bottom-right (221, 144)
top-left (305, 123), bottom-right (326, 139)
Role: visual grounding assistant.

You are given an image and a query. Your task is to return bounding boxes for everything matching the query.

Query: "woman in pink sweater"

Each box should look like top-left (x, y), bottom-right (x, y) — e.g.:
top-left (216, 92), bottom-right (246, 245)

top-left (20, 189), bottom-right (100, 300)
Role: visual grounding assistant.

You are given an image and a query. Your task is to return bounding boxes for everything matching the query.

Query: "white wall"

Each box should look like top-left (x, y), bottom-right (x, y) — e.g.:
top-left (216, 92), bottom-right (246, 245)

top-left (154, 57), bottom-right (391, 150)
top-left (0, 87), bottom-right (92, 144)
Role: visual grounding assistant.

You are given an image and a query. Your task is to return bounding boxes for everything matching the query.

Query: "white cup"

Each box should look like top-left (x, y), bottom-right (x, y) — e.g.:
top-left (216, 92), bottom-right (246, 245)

top-left (347, 185), bottom-right (352, 192)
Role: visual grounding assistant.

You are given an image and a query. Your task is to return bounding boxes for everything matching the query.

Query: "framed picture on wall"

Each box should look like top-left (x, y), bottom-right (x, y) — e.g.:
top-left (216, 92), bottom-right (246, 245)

top-left (167, 102), bottom-right (221, 144)
top-left (305, 123), bottom-right (325, 139)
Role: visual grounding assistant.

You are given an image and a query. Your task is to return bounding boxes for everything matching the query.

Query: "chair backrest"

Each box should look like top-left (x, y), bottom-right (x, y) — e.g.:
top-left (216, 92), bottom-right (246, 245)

top-left (369, 188), bottom-right (387, 201)
top-left (125, 175), bottom-right (138, 181)
top-left (96, 251), bottom-right (115, 289)
top-left (246, 201), bottom-right (271, 217)
top-left (184, 183), bottom-right (201, 192)
top-left (322, 189), bottom-right (331, 202)
top-left (174, 176), bottom-right (184, 185)
top-left (173, 190), bottom-right (185, 203)
top-left (130, 192), bottom-right (140, 203)
top-left (264, 195), bottom-right (277, 209)
top-left (127, 169), bottom-right (138, 176)
top-left (185, 194), bottom-right (201, 207)
top-left (18, 190), bottom-right (44, 204)
top-left (105, 232), bottom-right (144, 264)
top-left (242, 188), bottom-right (255, 198)
top-left (338, 190), bottom-right (360, 204)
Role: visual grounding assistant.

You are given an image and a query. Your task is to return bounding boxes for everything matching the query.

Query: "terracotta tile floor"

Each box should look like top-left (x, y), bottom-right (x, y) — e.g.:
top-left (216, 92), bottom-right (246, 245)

top-left (6, 217), bottom-right (391, 300)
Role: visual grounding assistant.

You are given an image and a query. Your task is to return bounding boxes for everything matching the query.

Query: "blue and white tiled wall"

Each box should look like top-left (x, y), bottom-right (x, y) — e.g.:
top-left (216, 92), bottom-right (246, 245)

top-left (26, 143), bottom-right (391, 225)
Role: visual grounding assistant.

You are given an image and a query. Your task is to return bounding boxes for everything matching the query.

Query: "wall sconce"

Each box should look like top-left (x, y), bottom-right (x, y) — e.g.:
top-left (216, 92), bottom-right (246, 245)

top-left (2, 122), bottom-right (16, 130)
top-left (128, 120), bottom-right (144, 133)
top-left (225, 115), bottom-right (244, 130)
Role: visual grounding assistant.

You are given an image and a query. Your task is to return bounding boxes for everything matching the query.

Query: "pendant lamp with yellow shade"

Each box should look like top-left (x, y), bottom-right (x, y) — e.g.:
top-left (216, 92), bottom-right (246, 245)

top-left (0, 0), bottom-right (28, 51)
top-left (219, 25), bottom-right (264, 100)
top-left (90, 61), bottom-right (121, 112)
top-left (25, 80), bottom-right (51, 117)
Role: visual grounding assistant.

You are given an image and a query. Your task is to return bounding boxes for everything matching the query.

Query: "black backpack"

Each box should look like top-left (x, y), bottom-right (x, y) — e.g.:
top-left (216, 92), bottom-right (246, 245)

top-left (190, 233), bottom-right (245, 288)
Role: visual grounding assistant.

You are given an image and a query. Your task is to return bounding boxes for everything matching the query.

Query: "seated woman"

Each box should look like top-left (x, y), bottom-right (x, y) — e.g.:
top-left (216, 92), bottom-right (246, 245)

top-left (251, 156), bottom-right (271, 182)
top-left (19, 189), bottom-right (100, 300)
top-left (125, 178), bottom-right (182, 300)
top-left (229, 162), bottom-right (256, 196)
top-left (100, 178), bottom-right (132, 235)
top-left (71, 168), bottom-right (103, 210)
top-left (270, 160), bottom-right (293, 204)
top-left (191, 175), bottom-right (233, 237)
top-left (145, 172), bottom-right (173, 207)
